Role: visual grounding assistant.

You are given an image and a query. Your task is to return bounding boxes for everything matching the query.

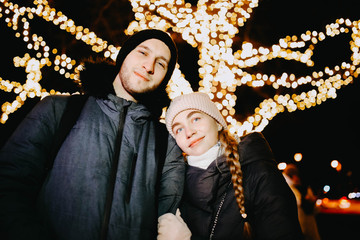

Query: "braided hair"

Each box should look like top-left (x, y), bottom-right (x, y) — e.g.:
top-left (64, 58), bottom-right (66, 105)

top-left (218, 129), bottom-right (252, 239)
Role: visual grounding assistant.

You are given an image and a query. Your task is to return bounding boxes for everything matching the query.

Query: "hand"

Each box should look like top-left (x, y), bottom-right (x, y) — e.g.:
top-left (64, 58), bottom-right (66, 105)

top-left (157, 209), bottom-right (192, 240)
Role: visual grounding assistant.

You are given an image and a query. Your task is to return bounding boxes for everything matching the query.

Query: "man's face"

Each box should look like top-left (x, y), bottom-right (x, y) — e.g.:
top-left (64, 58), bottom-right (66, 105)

top-left (118, 38), bottom-right (171, 98)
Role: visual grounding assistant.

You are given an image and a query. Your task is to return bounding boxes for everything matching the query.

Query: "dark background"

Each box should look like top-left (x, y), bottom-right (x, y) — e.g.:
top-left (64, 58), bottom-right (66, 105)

top-left (1, 0), bottom-right (359, 200)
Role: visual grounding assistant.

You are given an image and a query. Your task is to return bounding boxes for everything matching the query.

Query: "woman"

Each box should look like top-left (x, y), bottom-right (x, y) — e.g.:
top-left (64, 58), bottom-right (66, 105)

top-left (158, 92), bottom-right (303, 240)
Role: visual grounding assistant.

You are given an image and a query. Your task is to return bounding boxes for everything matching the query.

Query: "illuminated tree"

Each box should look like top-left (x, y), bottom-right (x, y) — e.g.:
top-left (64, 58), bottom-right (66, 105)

top-left (0, 0), bottom-right (359, 137)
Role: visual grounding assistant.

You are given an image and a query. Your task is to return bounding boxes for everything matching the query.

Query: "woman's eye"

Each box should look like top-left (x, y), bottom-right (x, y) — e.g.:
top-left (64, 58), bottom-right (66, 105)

top-left (193, 117), bottom-right (200, 123)
top-left (175, 128), bottom-right (183, 135)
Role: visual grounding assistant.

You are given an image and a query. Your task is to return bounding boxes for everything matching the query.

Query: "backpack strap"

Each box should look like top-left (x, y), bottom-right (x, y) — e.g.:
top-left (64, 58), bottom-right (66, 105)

top-left (45, 94), bottom-right (89, 171)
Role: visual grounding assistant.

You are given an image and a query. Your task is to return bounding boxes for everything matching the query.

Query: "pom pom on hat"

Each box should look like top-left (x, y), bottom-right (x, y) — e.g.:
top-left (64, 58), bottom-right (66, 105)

top-left (165, 92), bottom-right (227, 138)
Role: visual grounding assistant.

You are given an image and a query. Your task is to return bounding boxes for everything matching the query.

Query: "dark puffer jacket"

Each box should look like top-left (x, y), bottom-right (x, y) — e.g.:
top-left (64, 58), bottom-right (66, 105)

top-left (0, 65), bottom-right (185, 239)
top-left (180, 132), bottom-right (303, 240)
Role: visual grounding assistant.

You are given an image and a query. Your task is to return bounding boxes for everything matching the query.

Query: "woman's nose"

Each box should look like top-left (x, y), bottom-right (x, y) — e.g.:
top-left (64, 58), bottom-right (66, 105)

top-left (185, 126), bottom-right (196, 138)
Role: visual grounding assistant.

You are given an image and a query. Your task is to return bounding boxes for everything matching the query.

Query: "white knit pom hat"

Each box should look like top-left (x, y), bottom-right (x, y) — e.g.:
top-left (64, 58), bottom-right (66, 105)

top-left (165, 92), bottom-right (227, 138)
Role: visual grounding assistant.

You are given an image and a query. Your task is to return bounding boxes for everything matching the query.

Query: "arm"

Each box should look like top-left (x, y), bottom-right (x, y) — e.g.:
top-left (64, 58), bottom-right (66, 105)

top-left (157, 135), bottom-right (186, 216)
top-left (240, 133), bottom-right (303, 240)
top-left (0, 96), bottom-right (65, 239)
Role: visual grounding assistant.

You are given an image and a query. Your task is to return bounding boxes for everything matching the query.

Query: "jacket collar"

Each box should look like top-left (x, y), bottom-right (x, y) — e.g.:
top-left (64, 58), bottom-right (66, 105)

top-left (98, 94), bottom-right (152, 123)
top-left (185, 155), bottom-right (231, 210)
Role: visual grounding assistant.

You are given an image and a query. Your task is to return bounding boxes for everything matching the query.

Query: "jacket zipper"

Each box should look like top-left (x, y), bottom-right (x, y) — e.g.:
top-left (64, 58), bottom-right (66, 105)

top-left (100, 105), bottom-right (129, 240)
top-left (209, 182), bottom-right (232, 240)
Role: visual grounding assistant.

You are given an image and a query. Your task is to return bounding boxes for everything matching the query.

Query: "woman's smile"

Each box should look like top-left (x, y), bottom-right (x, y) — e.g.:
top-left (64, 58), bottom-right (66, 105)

top-left (189, 136), bottom-right (205, 148)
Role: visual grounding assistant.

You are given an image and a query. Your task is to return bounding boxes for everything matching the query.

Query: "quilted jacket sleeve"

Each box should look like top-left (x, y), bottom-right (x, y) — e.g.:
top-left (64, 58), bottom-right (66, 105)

top-left (0, 96), bottom-right (65, 240)
top-left (157, 135), bottom-right (186, 216)
top-left (240, 132), bottom-right (303, 240)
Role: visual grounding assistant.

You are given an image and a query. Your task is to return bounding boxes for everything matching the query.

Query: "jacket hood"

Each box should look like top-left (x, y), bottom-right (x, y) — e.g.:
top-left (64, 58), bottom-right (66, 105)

top-left (238, 132), bottom-right (275, 166)
top-left (79, 57), bottom-right (117, 98)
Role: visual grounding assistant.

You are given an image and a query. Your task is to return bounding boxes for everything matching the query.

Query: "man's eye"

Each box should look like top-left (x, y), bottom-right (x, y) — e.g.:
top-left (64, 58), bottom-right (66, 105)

top-left (157, 60), bottom-right (168, 69)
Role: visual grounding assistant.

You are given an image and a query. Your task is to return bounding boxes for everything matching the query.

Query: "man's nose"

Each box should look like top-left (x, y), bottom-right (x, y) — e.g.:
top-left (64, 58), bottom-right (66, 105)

top-left (142, 58), bottom-right (155, 74)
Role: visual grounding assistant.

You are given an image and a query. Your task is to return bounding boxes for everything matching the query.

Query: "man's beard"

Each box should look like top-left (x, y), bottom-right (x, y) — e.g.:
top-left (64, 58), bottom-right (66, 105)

top-left (119, 66), bottom-right (160, 101)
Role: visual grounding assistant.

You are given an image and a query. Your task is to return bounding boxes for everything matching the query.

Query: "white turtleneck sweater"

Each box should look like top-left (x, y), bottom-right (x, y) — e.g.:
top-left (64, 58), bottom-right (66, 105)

top-left (187, 142), bottom-right (223, 169)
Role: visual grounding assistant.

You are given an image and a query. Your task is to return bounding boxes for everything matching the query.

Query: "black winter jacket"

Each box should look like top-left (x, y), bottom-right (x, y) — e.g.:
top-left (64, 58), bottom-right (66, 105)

top-left (0, 64), bottom-right (185, 239)
top-left (180, 132), bottom-right (303, 240)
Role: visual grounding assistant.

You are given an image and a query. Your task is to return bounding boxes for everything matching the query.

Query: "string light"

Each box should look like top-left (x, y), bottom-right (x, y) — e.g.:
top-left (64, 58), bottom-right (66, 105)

top-left (127, 0), bottom-right (359, 136)
top-left (0, 0), bottom-right (359, 138)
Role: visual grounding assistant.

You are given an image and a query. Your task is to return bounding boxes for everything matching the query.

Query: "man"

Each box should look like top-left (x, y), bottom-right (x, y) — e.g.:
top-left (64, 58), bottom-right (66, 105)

top-left (0, 29), bottom-right (185, 240)
top-left (283, 164), bottom-right (321, 240)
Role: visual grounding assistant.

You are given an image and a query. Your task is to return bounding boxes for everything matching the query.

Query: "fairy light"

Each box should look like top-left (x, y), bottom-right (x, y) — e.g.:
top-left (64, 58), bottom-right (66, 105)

top-left (126, 0), bottom-right (360, 136)
top-left (0, 0), bottom-right (359, 136)
top-left (0, 0), bottom-right (113, 123)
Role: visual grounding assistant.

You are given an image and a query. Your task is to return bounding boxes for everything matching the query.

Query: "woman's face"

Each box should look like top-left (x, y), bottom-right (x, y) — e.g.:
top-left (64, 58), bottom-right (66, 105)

top-left (171, 109), bottom-right (219, 156)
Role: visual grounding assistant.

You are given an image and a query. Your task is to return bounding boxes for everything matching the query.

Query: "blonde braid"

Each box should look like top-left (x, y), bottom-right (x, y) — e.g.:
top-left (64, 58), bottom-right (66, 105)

top-left (219, 129), bottom-right (252, 239)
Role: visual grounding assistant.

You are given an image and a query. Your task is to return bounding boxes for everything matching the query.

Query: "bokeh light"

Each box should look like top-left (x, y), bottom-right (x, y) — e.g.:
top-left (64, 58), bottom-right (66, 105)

top-left (0, 0), bottom-right (359, 138)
